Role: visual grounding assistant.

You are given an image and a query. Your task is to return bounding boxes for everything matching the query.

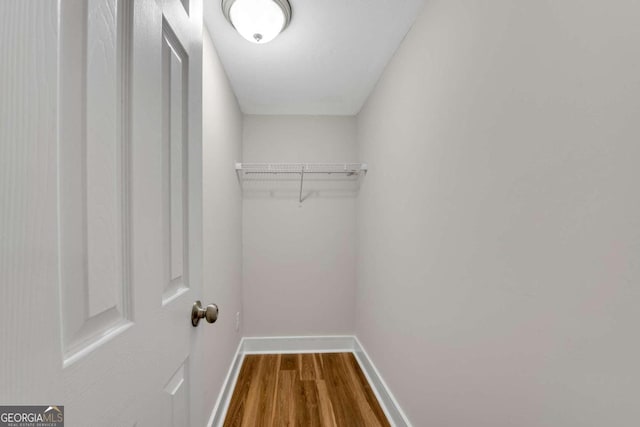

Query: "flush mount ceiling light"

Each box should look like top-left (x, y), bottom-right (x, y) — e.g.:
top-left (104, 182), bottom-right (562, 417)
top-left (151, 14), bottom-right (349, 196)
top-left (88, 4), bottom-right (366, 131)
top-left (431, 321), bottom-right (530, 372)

top-left (222, 0), bottom-right (292, 44)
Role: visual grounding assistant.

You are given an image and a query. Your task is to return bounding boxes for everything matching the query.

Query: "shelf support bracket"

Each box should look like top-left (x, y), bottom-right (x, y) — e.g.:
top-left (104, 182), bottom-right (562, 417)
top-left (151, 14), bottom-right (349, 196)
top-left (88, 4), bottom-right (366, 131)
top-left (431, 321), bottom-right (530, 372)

top-left (299, 167), bottom-right (305, 204)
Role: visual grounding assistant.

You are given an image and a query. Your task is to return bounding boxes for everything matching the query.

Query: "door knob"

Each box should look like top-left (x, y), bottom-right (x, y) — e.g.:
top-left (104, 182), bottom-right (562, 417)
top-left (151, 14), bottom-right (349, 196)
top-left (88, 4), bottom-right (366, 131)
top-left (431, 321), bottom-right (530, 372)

top-left (191, 301), bottom-right (219, 327)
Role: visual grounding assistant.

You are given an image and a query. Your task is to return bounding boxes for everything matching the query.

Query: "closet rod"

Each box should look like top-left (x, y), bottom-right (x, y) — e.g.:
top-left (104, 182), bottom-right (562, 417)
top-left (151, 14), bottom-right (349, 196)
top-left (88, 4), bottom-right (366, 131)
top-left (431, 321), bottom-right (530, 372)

top-left (235, 163), bottom-right (368, 205)
top-left (235, 162), bottom-right (368, 174)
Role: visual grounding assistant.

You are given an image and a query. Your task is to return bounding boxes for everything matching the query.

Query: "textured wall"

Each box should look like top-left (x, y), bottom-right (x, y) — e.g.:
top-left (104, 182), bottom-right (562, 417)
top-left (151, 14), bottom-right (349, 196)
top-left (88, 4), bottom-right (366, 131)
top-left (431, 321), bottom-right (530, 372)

top-left (355, 0), bottom-right (640, 425)
top-left (242, 115), bottom-right (358, 336)
top-left (202, 27), bottom-right (244, 420)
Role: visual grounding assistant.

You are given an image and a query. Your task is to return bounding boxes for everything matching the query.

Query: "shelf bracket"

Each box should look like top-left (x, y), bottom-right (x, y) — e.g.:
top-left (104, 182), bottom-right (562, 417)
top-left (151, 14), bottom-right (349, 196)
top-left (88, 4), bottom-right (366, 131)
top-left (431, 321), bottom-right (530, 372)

top-left (299, 167), bottom-right (305, 204)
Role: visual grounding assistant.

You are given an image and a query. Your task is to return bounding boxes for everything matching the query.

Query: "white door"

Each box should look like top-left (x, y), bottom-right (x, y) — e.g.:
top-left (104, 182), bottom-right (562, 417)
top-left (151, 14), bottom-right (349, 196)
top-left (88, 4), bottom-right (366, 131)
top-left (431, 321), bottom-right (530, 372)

top-left (1, 0), bottom-right (206, 426)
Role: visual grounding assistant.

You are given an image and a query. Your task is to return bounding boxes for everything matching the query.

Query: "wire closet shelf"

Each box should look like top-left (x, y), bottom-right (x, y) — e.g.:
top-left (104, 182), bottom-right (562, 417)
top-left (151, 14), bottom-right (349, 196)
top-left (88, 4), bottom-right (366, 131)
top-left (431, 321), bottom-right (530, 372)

top-left (235, 162), bottom-right (368, 203)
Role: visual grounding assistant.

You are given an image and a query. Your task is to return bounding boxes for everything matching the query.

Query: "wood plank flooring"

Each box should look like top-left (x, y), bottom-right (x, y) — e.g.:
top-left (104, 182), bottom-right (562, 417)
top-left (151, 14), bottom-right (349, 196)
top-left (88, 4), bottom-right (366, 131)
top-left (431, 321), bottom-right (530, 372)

top-left (223, 353), bottom-right (390, 427)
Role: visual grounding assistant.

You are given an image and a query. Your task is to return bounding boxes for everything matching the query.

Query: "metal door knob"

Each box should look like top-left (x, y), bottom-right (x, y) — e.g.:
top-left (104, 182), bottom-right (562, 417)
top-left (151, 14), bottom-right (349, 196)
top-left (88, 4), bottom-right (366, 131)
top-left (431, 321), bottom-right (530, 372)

top-left (191, 301), bottom-right (218, 327)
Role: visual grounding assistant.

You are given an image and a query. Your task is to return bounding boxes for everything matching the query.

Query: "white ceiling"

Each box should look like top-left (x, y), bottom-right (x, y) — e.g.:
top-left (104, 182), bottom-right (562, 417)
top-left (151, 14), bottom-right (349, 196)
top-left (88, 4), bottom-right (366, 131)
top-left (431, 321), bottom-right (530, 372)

top-left (204, 0), bottom-right (425, 115)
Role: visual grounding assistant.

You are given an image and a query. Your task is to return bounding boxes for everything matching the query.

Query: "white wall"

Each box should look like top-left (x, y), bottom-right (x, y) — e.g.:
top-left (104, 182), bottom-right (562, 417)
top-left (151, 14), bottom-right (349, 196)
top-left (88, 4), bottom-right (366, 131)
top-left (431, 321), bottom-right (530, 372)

top-left (202, 28), bottom-right (244, 418)
top-left (356, 0), bottom-right (640, 426)
top-left (242, 115), bottom-right (358, 336)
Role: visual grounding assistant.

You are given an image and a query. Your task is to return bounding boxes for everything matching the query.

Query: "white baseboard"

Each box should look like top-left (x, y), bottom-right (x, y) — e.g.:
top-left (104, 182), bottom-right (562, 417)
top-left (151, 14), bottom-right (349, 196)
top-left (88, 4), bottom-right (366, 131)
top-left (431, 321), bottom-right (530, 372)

top-left (242, 335), bottom-right (357, 354)
top-left (206, 339), bottom-right (245, 427)
top-left (353, 336), bottom-right (412, 427)
top-left (206, 335), bottom-right (411, 427)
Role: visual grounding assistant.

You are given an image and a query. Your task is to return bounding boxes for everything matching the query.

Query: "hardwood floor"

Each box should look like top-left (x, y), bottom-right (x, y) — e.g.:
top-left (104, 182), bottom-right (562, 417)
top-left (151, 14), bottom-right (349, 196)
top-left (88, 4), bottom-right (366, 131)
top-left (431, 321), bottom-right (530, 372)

top-left (223, 353), bottom-right (391, 427)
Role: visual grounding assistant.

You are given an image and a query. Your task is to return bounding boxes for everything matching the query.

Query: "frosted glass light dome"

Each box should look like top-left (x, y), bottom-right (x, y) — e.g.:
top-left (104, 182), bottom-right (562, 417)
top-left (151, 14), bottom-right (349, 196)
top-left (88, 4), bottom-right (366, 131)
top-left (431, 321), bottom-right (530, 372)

top-left (222, 0), bottom-right (292, 44)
